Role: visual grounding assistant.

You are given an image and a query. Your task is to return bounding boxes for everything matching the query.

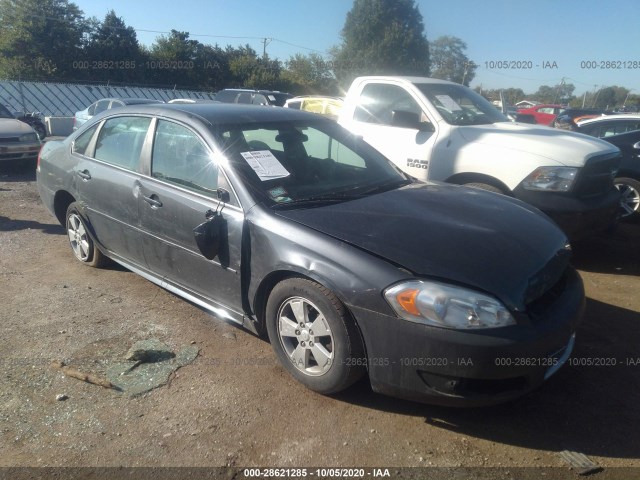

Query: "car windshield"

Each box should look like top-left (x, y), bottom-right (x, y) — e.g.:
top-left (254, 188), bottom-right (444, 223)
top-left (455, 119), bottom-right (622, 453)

top-left (415, 83), bottom-right (509, 126)
top-left (211, 120), bottom-right (411, 207)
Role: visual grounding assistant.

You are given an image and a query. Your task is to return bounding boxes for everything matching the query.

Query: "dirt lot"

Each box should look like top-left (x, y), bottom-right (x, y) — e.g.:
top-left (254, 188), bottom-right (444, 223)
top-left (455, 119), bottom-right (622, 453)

top-left (1, 161), bottom-right (639, 478)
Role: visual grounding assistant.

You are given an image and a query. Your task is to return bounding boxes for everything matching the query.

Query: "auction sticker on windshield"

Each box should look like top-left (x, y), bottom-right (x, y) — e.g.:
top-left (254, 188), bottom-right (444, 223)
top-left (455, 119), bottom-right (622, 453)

top-left (240, 150), bottom-right (290, 181)
top-left (435, 95), bottom-right (462, 111)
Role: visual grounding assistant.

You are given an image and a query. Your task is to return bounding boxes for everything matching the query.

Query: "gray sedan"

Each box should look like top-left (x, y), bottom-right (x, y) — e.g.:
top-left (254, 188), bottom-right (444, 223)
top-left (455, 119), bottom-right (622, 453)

top-left (37, 104), bottom-right (583, 406)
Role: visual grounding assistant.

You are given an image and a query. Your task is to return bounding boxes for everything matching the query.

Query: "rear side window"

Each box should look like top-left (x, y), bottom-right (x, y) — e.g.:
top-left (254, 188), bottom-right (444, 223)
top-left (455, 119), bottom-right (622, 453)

top-left (94, 116), bottom-right (151, 170)
top-left (72, 124), bottom-right (99, 155)
top-left (151, 120), bottom-right (219, 197)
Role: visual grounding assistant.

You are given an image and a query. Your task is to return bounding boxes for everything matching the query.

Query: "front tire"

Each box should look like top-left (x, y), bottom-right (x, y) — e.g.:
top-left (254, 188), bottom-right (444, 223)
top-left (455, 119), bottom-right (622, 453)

top-left (266, 278), bottom-right (366, 394)
top-left (614, 177), bottom-right (640, 220)
top-left (65, 202), bottom-right (107, 267)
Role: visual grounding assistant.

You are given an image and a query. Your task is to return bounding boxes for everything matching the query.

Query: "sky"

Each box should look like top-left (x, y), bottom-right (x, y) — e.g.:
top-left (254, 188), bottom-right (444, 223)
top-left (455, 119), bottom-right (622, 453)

top-left (75, 0), bottom-right (640, 96)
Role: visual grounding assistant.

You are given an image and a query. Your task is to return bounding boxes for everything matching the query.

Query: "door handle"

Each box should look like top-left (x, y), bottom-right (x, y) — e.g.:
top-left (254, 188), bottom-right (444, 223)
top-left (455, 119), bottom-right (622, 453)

top-left (76, 169), bottom-right (91, 180)
top-left (143, 194), bottom-right (163, 208)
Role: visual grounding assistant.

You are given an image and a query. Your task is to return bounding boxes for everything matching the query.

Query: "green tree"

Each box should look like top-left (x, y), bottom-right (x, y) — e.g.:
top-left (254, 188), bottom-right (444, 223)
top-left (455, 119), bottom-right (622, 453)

top-left (280, 53), bottom-right (338, 95)
top-left (332, 0), bottom-right (430, 86)
top-left (0, 0), bottom-right (88, 80)
top-left (147, 30), bottom-right (212, 88)
top-left (84, 10), bottom-right (144, 83)
top-left (223, 44), bottom-right (282, 89)
top-left (429, 36), bottom-right (475, 86)
top-left (531, 82), bottom-right (575, 104)
top-left (476, 87), bottom-right (526, 107)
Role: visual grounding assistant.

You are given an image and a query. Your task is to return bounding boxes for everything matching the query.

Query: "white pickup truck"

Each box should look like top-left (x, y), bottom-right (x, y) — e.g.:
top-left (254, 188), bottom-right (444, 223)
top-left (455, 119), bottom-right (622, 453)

top-left (338, 76), bottom-right (622, 239)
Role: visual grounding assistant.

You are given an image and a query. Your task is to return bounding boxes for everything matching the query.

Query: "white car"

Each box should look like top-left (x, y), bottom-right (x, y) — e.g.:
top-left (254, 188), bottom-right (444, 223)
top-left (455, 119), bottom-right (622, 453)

top-left (73, 98), bottom-right (162, 131)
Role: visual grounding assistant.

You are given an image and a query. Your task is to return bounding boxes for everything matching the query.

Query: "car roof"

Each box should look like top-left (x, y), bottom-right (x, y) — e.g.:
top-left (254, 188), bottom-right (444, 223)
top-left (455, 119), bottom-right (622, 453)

top-left (520, 104), bottom-right (564, 108)
top-left (353, 76), bottom-right (460, 86)
top-left (577, 113), bottom-right (640, 126)
top-left (217, 88), bottom-right (289, 94)
top-left (98, 103), bottom-right (330, 126)
top-left (92, 97), bottom-right (162, 104)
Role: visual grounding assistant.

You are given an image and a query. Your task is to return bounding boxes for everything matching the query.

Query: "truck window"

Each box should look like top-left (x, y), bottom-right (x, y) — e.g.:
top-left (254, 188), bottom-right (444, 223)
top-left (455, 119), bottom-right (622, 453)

top-left (354, 83), bottom-right (425, 126)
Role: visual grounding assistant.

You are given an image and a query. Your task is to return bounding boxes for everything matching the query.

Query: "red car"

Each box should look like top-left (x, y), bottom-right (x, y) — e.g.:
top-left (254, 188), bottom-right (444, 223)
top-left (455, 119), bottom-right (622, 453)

top-left (517, 104), bottom-right (565, 125)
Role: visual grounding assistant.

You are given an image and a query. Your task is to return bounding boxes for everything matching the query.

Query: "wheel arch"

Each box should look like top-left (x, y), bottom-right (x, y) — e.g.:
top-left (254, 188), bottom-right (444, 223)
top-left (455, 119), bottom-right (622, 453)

top-left (445, 172), bottom-right (512, 194)
top-left (53, 190), bottom-right (76, 225)
top-left (251, 269), bottom-right (368, 360)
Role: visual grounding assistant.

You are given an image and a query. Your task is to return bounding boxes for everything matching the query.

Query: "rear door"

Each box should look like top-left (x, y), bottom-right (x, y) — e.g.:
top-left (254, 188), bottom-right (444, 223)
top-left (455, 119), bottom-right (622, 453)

top-left (74, 115), bottom-right (152, 269)
top-left (138, 118), bottom-right (244, 315)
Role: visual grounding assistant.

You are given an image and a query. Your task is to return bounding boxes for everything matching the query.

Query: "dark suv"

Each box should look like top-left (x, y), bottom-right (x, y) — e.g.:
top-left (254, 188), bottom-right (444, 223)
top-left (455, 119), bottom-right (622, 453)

top-left (215, 89), bottom-right (293, 107)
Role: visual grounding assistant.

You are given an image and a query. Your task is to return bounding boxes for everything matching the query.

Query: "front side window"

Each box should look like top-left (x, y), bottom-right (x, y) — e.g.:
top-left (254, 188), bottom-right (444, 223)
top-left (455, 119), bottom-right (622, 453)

top-left (252, 94), bottom-right (268, 105)
top-left (151, 120), bottom-right (219, 197)
top-left (94, 116), bottom-right (151, 170)
top-left (355, 83), bottom-right (425, 126)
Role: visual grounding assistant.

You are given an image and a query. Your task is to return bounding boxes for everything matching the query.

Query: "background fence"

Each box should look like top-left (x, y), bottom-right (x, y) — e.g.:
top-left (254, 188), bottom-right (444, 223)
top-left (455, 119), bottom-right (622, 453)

top-left (0, 80), bottom-right (217, 116)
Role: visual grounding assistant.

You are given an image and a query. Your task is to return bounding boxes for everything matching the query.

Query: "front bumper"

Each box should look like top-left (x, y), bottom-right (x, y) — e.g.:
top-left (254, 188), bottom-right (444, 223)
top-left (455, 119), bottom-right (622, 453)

top-left (513, 187), bottom-right (621, 241)
top-left (349, 267), bottom-right (585, 407)
top-left (0, 143), bottom-right (41, 162)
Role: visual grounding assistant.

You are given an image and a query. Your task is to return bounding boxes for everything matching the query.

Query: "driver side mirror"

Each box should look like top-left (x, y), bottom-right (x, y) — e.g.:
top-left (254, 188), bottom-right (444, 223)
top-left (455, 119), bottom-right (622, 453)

top-left (193, 214), bottom-right (224, 260)
top-left (390, 110), bottom-right (434, 132)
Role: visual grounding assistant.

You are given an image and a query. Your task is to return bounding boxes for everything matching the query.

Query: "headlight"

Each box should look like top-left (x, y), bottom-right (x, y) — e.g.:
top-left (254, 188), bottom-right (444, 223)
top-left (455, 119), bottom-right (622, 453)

top-left (384, 280), bottom-right (516, 329)
top-left (20, 133), bottom-right (39, 143)
top-left (522, 167), bottom-right (578, 192)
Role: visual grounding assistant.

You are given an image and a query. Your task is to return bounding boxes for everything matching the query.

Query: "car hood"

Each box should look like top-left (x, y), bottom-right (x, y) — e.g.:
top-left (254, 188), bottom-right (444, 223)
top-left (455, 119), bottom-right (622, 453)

top-left (276, 182), bottom-right (570, 311)
top-left (0, 118), bottom-right (36, 136)
top-left (456, 122), bottom-right (619, 166)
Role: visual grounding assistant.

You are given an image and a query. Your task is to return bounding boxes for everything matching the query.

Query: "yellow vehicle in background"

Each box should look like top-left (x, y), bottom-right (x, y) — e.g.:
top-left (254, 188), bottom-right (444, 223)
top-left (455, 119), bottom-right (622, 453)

top-left (284, 96), bottom-right (343, 120)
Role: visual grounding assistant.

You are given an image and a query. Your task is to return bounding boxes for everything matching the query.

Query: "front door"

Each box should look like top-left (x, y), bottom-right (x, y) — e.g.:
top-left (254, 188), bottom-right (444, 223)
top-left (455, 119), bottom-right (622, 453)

top-left (138, 119), bottom-right (244, 317)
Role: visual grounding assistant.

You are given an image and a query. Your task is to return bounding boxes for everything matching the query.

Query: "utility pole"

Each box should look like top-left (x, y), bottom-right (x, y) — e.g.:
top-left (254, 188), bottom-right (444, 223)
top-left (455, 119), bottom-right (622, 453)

top-left (261, 38), bottom-right (272, 59)
top-left (592, 85), bottom-right (602, 108)
top-left (553, 77), bottom-right (565, 104)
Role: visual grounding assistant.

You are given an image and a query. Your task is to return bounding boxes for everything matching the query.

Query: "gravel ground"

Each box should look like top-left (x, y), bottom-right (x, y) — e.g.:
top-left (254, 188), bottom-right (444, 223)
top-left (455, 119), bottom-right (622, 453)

top-left (1, 161), bottom-right (639, 478)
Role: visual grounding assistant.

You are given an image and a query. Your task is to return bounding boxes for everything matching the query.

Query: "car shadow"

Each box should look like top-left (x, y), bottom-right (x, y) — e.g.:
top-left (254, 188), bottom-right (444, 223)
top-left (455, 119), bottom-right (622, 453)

top-left (0, 162), bottom-right (37, 181)
top-left (0, 216), bottom-right (64, 234)
top-left (571, 222), bottom-right (640, 275)
top-left (332, 297), bottom-right (640, 460)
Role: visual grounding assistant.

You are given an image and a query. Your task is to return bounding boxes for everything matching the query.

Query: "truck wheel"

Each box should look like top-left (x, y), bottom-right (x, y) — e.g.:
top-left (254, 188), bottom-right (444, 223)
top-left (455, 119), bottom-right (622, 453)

top-left (614, 177), bottom-right (640, 220)
top-left (266, 278), bottom-right (366, 394)
top-left (464, 182), bottom-right (505, 194)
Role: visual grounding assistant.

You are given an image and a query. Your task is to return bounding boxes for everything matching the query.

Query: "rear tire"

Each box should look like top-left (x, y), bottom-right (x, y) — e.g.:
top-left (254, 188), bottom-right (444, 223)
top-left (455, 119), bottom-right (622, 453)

top-left (65, 202), bottom-right (108, 267)
top-left (266, 278), bottom-right (366, 395)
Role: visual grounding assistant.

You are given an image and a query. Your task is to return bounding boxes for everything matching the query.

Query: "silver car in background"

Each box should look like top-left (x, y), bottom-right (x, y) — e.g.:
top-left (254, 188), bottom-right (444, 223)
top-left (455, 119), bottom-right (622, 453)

top-left (73, 97), bottom-right (163, 131)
